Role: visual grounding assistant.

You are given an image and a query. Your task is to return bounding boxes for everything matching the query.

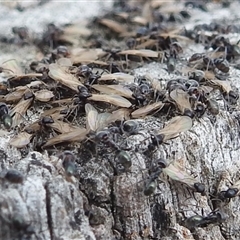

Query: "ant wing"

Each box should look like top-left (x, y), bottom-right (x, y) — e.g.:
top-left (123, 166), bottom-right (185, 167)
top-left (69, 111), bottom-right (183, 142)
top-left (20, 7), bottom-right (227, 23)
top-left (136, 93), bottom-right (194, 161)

top-left (209, 79), bottom-right (232, 93)
top-left (203, 70), bottom-right (216, 80)
top-left (23, 121), bottom-right (41, 133)
top-left (10, 92), bottom-right (34, 127)
top-left (89, 94), bottom-right (132, 108)
top-left (170, 89), bottom-right (192, 113)
top-left (85, 103), bottom-right (98, 132)
top-left (106, 108), bottom-right (131, 123)
top-left (56, 58), bottom-right (72, 67)
top-left (96, 112), bottom-right (112, 131)
top-left (2, 86), bottom-right (27, 103)
top-left (26, 80), bottom-right (47, 89)
top-left (50, 120), bottom-right (80, 134)
top-left (136, 39), bottom-right (158, 50)
top-left (145, 74), bottom-right (163, 92)
top-left (199, 85), bottom-right (213, 94)
top-left (34, 90), bottom-right (54, 102)
top-left (99, 73), bottom-right (135, 84)
top-left (58, 23), bottom-right (91, 45)
top-left (131, 102), bottom-right (164, 118)
top-left (91, 84), bottom-right (134, 99)
top-left (9, 132), bottom-right (33, 148)
top-left (71, 48), bottom-right (105, 64)
top-left (157, 116), bottom-right (192, 140)
top-left (48, 61), bottom-right (83, 92)
top-left (99, 18), bottom-right (127, 34)
top-left (163, 162), bottom-right (196, 189)
top-left (85, 103), bottom-right (112, 132)
top-left (1, 60), bottom-right (42, 80)
top-left (43, 128), bottom-right (88, 148)
top-left (119, 49), bottom-right (158, 58)
top-left (41, 106), bottom-right (74, 120)
top-left (1, 59), bottom-right (23, 76)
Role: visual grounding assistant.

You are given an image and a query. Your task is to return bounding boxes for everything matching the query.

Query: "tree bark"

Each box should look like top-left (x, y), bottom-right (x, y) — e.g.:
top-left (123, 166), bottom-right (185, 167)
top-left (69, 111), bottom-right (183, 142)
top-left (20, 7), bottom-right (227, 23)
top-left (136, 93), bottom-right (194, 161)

top-left (1, 107), bottom-right (240, 240)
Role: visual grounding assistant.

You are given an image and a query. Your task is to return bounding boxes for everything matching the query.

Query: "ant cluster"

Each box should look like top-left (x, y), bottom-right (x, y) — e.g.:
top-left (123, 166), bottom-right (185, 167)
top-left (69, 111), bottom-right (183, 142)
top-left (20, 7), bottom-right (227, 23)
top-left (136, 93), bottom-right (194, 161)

top-left (0, 0), bottom-right (239, 239)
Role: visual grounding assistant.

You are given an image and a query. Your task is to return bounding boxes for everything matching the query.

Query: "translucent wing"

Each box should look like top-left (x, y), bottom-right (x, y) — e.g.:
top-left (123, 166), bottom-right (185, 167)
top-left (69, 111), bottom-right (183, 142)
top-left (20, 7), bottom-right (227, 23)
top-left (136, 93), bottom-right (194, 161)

top-left (157, 116), bottom-right (192, 140)
top-left (99, 18), bottom-right (127, 34)
top-left (99, 73), bottom-right (135, 83)
top-left (131, 102), bottom-right (164, 118)
top-left (2, 86), bottom-right (27, 103)
top-left (107, 108), bottom-right (131, 122)
top-left (1, 59), bottom-right (42, 79)
top-left (119, 49), bottom-right (158, 58)
top-left (50, 120), bottom-right (80, 134)
top-left (96, 113), bottom-right (112, 131)
top-left (41, 106), bottom-right (75, 120)
top-left (209, 79), bottom-right (232, 93)
top-left (56, 58), bottom-right (72, 67)
top-left (85, 103), bottom-right (98, 132)
top-left (9, 132), bottom-right (33, 148)
top-left (163, 162), bottom-right (197, 189)
top-left (34, 89), bottom-right (54, 102)
top-left (10, 93), bottom-right (34, 127)
top-left (85, 103), bottom-right (112, 132)
top-left (71, 48), bottom-right (105, 63)
top-left (91, 84), bottom-right (134, 99)
top-left (170, 89), bottom-right (192, 113)
top-left (49, 59), bottom-right (83, 92)
top-left (43, 128), bottom-right (88, 148)
top-left (145, 74), bottom-right (163, 92)
top-left (89, 94), bottom-right (132, 108)
top-left (2, 59), bottom-right (23, 76)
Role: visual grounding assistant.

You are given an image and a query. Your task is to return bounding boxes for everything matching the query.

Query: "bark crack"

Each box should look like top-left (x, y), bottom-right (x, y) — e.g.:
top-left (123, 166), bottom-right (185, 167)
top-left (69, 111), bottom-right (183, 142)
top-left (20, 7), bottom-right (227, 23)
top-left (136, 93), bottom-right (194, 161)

top-left (44, 183), bottom-right (53, 240)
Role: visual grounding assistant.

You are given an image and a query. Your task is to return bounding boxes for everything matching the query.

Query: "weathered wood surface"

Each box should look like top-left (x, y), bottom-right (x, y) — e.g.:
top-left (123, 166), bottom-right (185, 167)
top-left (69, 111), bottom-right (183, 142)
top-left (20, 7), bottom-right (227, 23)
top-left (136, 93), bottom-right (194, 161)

top-left (1, 105), bottom-right (240, 239)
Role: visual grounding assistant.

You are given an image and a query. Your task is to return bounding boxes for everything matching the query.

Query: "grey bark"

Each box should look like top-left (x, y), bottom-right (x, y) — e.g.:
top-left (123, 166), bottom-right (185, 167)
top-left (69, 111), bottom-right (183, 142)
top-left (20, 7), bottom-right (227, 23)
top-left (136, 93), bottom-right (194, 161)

top-left (1, 105), bottom-right (240, 240)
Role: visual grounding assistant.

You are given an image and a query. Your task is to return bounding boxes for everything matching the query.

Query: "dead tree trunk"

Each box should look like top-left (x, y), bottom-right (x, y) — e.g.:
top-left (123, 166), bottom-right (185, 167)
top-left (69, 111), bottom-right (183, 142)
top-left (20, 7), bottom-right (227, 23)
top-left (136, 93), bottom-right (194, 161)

top-left (0, 104), bottom-right (240, 240)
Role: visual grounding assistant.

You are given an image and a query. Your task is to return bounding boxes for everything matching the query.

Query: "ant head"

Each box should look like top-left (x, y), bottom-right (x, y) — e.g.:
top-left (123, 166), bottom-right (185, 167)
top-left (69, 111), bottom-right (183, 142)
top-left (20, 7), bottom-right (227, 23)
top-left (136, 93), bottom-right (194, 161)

top-left (156, 158), bottom-right (168, 169)
top-left (194, 182), bottom-right (205, 195)
top-left (225, 188), bottom-right (239, 198)
top-left (150, 134), bottom-right (164, 146)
